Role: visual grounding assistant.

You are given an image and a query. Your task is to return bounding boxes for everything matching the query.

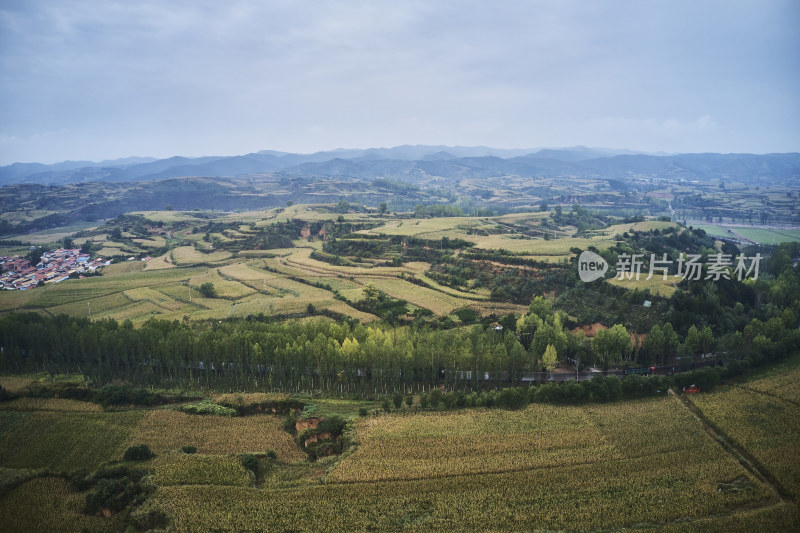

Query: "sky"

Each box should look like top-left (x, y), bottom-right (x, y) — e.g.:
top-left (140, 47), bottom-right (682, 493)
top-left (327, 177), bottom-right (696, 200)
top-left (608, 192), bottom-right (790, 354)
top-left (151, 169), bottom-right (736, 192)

top-left (0, 0), bottom-right (798, 165)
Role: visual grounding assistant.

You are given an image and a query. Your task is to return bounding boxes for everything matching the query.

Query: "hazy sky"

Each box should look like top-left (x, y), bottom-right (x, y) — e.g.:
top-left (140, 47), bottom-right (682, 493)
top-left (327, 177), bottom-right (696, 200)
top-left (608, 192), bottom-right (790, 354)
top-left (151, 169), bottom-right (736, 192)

top-left (1, 0), bottom-right (798, 164)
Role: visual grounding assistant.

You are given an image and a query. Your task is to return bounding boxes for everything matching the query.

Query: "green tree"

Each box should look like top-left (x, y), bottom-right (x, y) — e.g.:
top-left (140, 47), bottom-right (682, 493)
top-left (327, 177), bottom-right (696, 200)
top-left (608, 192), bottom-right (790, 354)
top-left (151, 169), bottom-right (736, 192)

top-left (592, 324), bottom-right (632, 370)
top-left (198, 282), bottom-right (216, 298)
top-left (542, 344), bottom-right (558, 372)
top-left (378, 202), bottom-right (388, 216)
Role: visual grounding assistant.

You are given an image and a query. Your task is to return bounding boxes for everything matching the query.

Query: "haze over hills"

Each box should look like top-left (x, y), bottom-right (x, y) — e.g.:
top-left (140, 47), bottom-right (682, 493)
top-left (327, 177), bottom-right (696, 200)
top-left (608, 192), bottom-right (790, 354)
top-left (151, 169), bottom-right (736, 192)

top-left (2, 146), bottom-right (798, 186)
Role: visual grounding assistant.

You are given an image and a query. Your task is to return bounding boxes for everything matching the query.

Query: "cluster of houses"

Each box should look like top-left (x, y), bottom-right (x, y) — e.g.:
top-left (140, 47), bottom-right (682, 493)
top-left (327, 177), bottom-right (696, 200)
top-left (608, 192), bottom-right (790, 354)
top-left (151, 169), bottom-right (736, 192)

top-left (0, 248), bottom-right (110, 290)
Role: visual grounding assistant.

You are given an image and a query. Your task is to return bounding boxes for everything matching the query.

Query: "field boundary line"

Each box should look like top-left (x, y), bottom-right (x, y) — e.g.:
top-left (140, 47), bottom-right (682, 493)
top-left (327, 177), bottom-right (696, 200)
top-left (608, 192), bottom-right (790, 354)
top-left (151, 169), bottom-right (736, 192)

top-left (731, 383), bottom-right (800, 409)
top-left (670, 389), bottom-right (793, 503)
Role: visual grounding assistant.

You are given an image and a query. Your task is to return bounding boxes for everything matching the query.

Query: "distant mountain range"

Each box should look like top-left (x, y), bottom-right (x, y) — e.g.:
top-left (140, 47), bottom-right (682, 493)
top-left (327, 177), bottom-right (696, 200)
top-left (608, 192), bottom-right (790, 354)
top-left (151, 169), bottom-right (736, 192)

top-left (1, 146), bottom-right (798, 186)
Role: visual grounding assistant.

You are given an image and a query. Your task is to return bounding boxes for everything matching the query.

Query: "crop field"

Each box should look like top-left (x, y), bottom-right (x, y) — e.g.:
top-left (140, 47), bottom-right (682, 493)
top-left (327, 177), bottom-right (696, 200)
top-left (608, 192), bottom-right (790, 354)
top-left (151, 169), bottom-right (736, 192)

top-left (360, 217), bottom-right (489, 237)
top-left (328, 396), bottom-right (751, 485)
top-left (688, 223), bottom-right (731, 236)
top-left (606, 272), bottom-right (679, 297)
top-left (0, 411), bottom-right (144, 471)
top-left (186, 270), bottom-right (257, 299)
top-left (124, 287), bottom-right (186, 311)
top-left (130, 210), bottom-right (210, 223)
top-left (212, 392), bottom-right (289, 404)
top-left (0, 398), bottom-right (102, 412)
top-left (170, 246), bottom-right (233, 265)
top-left (148, 391), bottom-right (785, 532)
top-left (734, 227), bottom-right (800, 244)
top-left (0, 375), bottom-right (37, 393)
top-left (130, 410), bottom-right (303, 461)
top-left (685, 224), bottom-right (800, 244)
top-left (0, 477), bottom-right (126, 532)
top-left (143, 252), bottom-right (177, 270)
top-left (741, 356), bottom-right (800, 402)
top-left (327, 404), bottom-right (614, 482)
top-left (692, 382), bottom-right (800, 501)
top-left (132, 236), bottom-right (167, 247)
top-left (360, 277), bottom-right (467, 316)
top-left (102, 260), bottom-right (147, 276)
top-left (152, 453), bottom-right (252, 487)
top-left (0, 372), bottom-right (797, 531)
top-left (473, 234), bottom-right (613, 255)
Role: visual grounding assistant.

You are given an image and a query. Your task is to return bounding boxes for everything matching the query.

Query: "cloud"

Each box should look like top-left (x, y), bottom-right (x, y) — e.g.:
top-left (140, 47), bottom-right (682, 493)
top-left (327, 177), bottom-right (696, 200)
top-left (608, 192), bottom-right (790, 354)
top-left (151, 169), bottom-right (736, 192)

top-left (0, 0), bottom-right (797, 163)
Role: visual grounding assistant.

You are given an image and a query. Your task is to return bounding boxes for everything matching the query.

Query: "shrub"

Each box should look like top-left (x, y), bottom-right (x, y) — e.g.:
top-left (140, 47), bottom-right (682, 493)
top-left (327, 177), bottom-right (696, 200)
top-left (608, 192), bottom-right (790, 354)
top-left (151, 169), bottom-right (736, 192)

top-left (430, 389), bottom-right (442, 408)
top-left (358, 407), bottom-right (368, 417)
top-left (266, 449), bottom-right (278, 461)
top-left (0, 384), bottom-right (14, 402)
top-left (317, 415), bottom-right (346, 437)
top-left (123, 444), bottom-right (154, 462)
top-left (497, 387), bottom-right (528, 409)
top-left (382, 398), bottom-right (392, 411)
top-left (419, 393), bottom-right (430, 408)
top-left (241, 454), bottom-right (259, 474)
top-left (392, 392), bottom-right (403, 409)
top-left (404, 395), bottom-right (413, 407)
top-left (198, 282), bottom-right (216, 298)
top-left (441, 393), bottom-right (455, 409)
top-left (179, 399), bottom-right (237, 417)
top-left (181, 445), bottom-right (197, 454)
top-left (283, 413), bottom-right (298, 435)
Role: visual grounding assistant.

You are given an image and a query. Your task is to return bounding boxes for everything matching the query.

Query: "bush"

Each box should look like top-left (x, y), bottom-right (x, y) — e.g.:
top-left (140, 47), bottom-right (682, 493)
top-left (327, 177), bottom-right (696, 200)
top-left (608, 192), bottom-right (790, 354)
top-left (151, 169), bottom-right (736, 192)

top-left (179, 399), bottom-right (237, 417)
top-left (430, 389), bottom-right (442, 408)
top-left (123, 444), bottom-right (154, 462)
top-left (441, 393), bottom-right (455, 409)
top-left (382, 398), bottom-right (392, 411)
top-left (419, 393), bottom-right (430, 409)
top-left (0, 384), bottom-right (14, 402)
top-left (392, 392), bottom-right (403, 409)
top-left (266, 449), bottom-right (278, 461)
top-left (497, 387), bottom-right (528, 409)
top-left (317, 415), bottom-right (347, 436)
top-left (358, 407), bottom-right (368, 417)
top-left (241, 454), bottom-right (259, 474)
top-left (198, 282), bottom-right (216, 298)
top-left (283, 413), bottom-right (298, 435)
top-left (405, 395), bottom-right (413, 407)
top-left (84, 479), bottom-right (128, 514)
top-left (180, 445), bottom-right (197, 454)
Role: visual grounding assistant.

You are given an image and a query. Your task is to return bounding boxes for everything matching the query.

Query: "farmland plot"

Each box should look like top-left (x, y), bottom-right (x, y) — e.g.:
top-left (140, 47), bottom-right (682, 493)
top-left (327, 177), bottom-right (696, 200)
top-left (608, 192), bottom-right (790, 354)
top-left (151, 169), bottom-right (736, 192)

top-left (0, 411), bottom-right (144, 471)
top-left (130, 410), bottom-right (303, 461)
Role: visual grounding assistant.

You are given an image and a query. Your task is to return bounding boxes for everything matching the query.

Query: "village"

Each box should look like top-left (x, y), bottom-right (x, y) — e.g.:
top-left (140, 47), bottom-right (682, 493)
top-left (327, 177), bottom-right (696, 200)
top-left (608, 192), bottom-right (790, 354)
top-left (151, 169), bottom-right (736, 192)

top-left (0, 248), bottom-right (109, 290)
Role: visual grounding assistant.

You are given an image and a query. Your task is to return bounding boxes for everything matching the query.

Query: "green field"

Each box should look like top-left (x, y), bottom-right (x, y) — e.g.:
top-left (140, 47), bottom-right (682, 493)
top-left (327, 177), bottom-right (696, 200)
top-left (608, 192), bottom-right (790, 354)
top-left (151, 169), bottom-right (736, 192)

top-left (734, 227), bottom-right (800, 244)
top-left (0, 410), bottom-right (145, 471)
top-left (688, 224), bottom-right (800, 244)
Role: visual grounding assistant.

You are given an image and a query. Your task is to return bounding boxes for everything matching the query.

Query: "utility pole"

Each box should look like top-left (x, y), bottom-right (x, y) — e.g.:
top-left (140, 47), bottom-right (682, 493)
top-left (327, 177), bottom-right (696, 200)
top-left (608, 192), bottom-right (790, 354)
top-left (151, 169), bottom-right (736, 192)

top-left (87, 301), bottom-right (91, 315)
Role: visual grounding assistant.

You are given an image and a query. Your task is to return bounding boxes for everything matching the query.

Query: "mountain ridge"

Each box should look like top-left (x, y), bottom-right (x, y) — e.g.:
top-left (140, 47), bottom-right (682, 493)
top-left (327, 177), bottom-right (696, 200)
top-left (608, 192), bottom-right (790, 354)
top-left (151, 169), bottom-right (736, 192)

top-left (1, 146), bottom-right (798, 186)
